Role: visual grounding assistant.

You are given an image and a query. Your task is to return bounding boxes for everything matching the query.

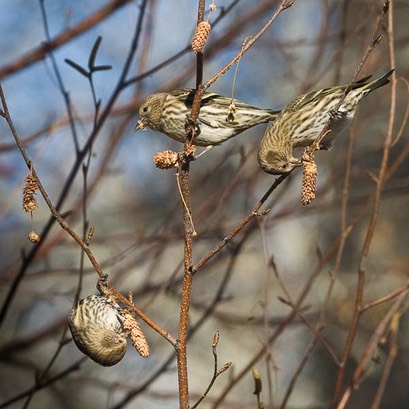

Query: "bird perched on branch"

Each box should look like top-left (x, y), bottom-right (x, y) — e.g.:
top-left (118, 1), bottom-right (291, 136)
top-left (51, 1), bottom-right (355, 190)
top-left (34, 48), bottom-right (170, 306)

top-left (68, 295), bottom-right (127, 366)
top-left (258, 70), bottom-right (394, 175)
top-left (136, 88), bottom-right (280, 148)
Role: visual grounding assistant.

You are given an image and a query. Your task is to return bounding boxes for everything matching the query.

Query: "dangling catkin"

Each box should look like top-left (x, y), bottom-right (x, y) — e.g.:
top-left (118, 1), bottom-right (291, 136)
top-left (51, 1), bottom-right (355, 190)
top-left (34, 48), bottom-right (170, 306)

top-left (153, 150), bottom-right (179, 169)
top-left (121, 310), bottom-right (150, 358)
top-left (301, 159), bottom-right (318, 205)
top-left (192, 21), bottom-right (211, 54)
top-left (22, 174), bottom-right (39, 212)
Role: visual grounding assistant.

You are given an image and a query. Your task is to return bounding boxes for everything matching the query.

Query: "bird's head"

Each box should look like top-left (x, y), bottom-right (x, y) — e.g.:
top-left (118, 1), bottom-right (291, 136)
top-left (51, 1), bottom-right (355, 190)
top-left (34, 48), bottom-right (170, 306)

top-left (136, 92), bottom-right (168, 132)
top-left (258, 146), bottom-right (302, 175)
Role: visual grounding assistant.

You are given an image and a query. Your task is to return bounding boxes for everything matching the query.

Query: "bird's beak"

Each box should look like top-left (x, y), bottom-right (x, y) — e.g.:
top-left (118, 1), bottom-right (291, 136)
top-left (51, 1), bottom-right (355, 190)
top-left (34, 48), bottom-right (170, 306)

top-left (134, 118), bottom-right (146, 132)
top-left (290, 157), bottom-right (303, 168)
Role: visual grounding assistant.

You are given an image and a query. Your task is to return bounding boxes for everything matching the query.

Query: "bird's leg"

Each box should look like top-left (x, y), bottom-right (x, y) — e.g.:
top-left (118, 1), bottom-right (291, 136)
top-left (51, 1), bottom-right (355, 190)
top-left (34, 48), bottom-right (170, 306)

top-left (97, 274), bottom-right (111, 297)
top-left (302, 146), bottom-right (315, 164)
top-left (184, 116), bottom-right (201, 142)
top-left (194, 145), bottom-right (214, 159)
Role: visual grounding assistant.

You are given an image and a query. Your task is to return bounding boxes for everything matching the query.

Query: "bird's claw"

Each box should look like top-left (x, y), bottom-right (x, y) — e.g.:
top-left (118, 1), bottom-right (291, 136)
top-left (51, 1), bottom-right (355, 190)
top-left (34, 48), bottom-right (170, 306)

top-left (184, 116), bottom-right (201, 136)
top-left (97, 275), bottom-right (110, 295)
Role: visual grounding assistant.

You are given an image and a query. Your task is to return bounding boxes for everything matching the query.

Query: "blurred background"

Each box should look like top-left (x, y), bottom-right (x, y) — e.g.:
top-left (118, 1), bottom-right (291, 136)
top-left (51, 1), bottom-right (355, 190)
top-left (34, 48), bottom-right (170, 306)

top-left (0, 0), bottom-right (408, 408)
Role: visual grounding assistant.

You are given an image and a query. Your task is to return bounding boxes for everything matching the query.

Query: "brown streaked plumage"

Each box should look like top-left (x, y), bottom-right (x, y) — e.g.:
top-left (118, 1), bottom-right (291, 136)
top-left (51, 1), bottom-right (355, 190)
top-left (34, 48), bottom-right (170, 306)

top-left (258, 70), bottom-right (394, 175)
top-left (136, 88), bottom-right (280, 147)
top-left (68, 295), bottom-right (127, 366)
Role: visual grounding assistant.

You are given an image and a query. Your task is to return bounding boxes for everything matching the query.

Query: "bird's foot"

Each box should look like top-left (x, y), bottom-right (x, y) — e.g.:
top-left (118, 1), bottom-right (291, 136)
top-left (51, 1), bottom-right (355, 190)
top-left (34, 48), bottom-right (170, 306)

top-left (194, 145), bottom-right (214, 159)
top-left (184, 116), bottom-right (201, 138)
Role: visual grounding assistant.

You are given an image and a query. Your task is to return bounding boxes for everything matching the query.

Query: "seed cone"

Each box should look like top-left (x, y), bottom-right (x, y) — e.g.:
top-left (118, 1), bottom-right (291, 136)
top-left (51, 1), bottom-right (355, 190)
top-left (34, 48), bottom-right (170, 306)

top-left (301, 159), bottom-right (318, 205)
top-left (192, 21), bottom-right (211, 54)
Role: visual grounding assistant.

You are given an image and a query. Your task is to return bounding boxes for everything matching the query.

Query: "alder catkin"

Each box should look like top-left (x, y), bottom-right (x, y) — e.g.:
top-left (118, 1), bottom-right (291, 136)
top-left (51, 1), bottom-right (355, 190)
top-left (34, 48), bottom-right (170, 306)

top-left (301, 159), bottom-right (318, 205)
top-left (22, 174), bottom-right (39, 213)
top-left (192, 21), bottom-right (211, 54)
top-left (153, 150), bottom-right (179, 169)
top-left (121, 310), bottom-right (150, 358)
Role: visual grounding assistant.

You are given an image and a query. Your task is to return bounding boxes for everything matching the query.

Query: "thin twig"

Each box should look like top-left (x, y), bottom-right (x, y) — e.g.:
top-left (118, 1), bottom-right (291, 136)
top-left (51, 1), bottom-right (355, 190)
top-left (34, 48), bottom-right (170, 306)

top-left (190, 331), bottom-right (231, 409)
top-left (0, 358), bottom-right (86, 408)
top-left (0, 83), bottom-right (175, 346)
top-left (335, 288), bottom-right (408, 409)
top-left (204, 0), bottom-right (295, 90)
top-left (370, 313), bottom-right (399, 409)
top-left (211, 234), bottom-right (345, 409)
top-left (332, 2), bottom-right (393, 404)
top-left (191, 174), bottom-right (289, 274)
top-left (175, 169), bottom-right (197, 236)
top-left (112, 247), bottom-right (240, 409)
top-left (0, 0), bottom-right (133, 81)
top-left (0, 0), bottom-right (149, 327)
top-left (362, 280), bottom-right (409, 312)
top-left (279, 333), bottom-right (320, 409)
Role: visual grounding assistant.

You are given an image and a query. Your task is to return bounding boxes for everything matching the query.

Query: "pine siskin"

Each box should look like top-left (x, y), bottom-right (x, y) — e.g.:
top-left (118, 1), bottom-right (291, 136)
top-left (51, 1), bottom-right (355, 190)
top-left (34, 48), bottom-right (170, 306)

top-left (68, 295), bottom-right (127, 367)
top-left (258, 70), bottom-right (394, 175)
top-left (136, 88), bottom-right (280, 147)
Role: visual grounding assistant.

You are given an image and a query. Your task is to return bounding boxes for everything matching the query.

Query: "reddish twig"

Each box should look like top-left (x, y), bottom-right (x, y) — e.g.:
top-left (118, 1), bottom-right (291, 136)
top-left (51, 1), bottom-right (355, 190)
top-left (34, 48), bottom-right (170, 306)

top-left (204, 0), bottom-right (295, 90)
top-left (370, 313), bottom-right (400, 409)
top-left (332, 2), bottom-right (393, 404)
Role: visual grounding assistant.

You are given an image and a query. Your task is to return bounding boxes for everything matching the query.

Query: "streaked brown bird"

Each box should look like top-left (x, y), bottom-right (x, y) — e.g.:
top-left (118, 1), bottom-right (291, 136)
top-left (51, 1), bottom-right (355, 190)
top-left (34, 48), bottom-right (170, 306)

top-left (68, 295), bottom-right (127, 366)
top-left (258, 70), bottom-right (394, 175)
top-left (136, 88), bottom-right (280, 148)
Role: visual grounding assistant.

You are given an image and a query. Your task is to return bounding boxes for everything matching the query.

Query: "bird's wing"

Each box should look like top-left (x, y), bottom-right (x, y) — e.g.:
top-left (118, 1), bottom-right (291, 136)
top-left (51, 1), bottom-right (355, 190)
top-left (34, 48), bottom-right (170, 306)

top-left (175, 89), bottom-right (223, 109)
top-left (285, 75), bottom-right (373, 113)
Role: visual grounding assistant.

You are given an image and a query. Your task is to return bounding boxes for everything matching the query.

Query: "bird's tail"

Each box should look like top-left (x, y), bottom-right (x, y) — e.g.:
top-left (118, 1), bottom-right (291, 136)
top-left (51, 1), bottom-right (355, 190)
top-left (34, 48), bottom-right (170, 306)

top-left (361, 69), bottom-right (395, 93)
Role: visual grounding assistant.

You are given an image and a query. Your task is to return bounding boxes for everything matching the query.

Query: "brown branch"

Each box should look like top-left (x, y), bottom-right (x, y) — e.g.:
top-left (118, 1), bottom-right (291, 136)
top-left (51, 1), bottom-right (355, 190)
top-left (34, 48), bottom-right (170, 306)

top-left (0, 84), bottom-right (175, 348)
top-left (211, 233), bottom-right (345, 409)
top-left (0, 0), bottom-right (132, 81)
top-left (191, 174), bottom-right (289, 274)
top-left (0, 358), bottom-right (86, 408)
top-left (332, 2), bottom-right (393, 404)
top-left (190, 331), bottom-right (232, 409)
top-left (335, 287), bottom-right (407, 409)
top-left (279, 333), bottom-right (320, 409)
top-left (0, 0), bottom-right (148, 328)
top-left (175, 2), bottom-right (207, 407)
top-left (370, 313), bottom-right (399, 409)
top-left (204, 0), bottom-right (295, 90)
top-left (362, 280), bottom-right (409, 312)
top-left (113, 239), bottom-right (241, 409)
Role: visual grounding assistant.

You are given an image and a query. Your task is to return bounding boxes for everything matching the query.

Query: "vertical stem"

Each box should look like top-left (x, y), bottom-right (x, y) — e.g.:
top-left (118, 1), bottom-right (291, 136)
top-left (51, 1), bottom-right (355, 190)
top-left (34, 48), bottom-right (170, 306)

top-left (332, 2), bottom-right (395, 405)
top-left (177, 160), bottom-right (194, 409)
top-left (176, 1), bottom-right (205, 408)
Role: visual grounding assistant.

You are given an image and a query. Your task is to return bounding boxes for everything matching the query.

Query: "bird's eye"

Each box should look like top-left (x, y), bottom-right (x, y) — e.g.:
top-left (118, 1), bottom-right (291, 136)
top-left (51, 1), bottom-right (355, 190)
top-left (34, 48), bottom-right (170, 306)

top-left (142, 106), bottom-right (149, 113)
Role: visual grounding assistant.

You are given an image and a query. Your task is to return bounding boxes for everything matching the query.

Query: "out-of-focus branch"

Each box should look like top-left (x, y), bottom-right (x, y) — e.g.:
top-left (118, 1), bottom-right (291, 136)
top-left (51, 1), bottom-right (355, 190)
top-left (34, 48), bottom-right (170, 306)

top-left (0, 0), bottom-right (148, 327)
top-left (332, 1), bottom-right (396, 406)
top-left (0, 0), bottom-right (131, 79)
top-left (0, 0), bottom-right (132, 81)
top-left (191, 174), bottom-right (289, 274)
top-left (204, 0), bottom-right (295, 90)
